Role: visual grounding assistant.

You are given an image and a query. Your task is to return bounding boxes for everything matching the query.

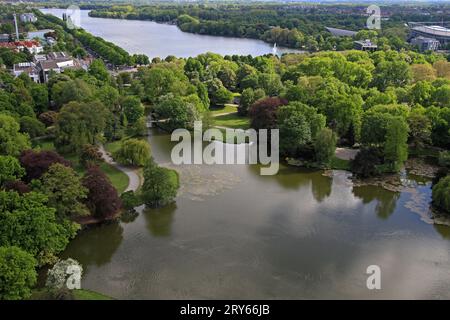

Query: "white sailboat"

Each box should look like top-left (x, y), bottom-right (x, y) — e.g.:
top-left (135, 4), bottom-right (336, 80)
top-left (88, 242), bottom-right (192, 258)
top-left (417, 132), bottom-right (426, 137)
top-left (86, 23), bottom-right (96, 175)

top-left (272, 42), bottom-right (278, 55)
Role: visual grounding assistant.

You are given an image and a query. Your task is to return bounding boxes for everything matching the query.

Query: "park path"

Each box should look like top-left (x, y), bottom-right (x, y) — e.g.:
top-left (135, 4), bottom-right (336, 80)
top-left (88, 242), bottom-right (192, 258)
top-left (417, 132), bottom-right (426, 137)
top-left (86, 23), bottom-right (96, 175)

top-left (99, 145), bottom-right (141, 192)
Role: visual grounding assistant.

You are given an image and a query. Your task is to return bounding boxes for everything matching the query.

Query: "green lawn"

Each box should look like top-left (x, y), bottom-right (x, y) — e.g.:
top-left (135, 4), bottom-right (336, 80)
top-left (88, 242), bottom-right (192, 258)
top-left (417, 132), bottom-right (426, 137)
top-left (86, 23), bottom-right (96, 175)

top-left (72, 289), bottom-right (113, 300)
top-left (104, 139), bottom-right (123, 155)
top-left (30, 288), bottom-right (113, 300)
top-left (32, 138), bottom-right (129, 194)
top-left (210, 104), bottom-right (238, 115)
top-left (213, 112), bottom-right (250, 129)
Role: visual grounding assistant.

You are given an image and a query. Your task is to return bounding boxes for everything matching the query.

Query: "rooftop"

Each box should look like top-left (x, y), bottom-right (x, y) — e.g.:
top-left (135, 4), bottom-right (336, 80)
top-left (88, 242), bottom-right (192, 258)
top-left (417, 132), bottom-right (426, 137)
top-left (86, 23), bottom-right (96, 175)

top-left (325, 27), bottom-right (357, 37)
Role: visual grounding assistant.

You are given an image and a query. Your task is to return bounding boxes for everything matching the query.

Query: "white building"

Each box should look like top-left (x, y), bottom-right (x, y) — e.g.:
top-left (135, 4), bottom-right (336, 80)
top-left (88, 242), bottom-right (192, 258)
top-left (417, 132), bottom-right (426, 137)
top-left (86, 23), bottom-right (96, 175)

top-left (19, 13), bottom-right (37, 23)
top-left (27, 29), bottom-right (55, 40)
top-left (13, 62), bottom-right (40, 83)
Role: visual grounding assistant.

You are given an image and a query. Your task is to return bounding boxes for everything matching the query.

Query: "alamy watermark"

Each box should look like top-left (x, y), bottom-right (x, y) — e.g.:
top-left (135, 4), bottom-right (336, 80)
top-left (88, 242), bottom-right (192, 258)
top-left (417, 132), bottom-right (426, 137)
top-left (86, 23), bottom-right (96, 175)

top-left (170, 121), bottom-right (279, 175)
top-left (366, 5), bottom-right (381, 30)
top-left (46, 258), bottom-right (82, 290)
top-left (65, 5), bottom-right (81, 30)
top-left (366, 265), bottom-right (381, 290)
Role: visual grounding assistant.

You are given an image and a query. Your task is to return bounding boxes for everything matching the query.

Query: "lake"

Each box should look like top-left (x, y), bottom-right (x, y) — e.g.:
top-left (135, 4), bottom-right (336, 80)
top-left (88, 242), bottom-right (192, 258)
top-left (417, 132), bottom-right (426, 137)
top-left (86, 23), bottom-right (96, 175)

top-left (59, 129), bottom-right (450, 299)
top-left (41, 8), bottom-right (302, 59)
top-left (41, 8), bottom-right (450, 299)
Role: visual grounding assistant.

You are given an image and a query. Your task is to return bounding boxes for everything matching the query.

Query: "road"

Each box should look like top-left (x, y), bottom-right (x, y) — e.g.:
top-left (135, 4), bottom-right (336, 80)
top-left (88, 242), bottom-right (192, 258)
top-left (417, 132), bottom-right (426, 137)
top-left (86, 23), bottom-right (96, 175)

top-left (98, 145), bottom-right (141, 192)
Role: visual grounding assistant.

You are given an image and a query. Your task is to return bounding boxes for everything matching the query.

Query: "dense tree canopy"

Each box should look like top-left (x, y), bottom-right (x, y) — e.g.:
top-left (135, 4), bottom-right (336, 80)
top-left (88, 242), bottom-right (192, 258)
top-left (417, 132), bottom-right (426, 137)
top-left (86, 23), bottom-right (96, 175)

top-left (0, 246), bottom-right (37, 300)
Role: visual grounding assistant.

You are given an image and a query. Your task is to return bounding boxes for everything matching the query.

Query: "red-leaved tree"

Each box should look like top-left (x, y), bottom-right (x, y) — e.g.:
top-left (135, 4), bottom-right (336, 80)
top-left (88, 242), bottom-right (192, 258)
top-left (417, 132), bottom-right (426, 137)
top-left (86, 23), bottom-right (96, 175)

top-left (82, 165), bottom-right (122, 219)
top-left (19, 150), bottom-right (71, 182)
top-left (248, 97), bottom-right (288, 130)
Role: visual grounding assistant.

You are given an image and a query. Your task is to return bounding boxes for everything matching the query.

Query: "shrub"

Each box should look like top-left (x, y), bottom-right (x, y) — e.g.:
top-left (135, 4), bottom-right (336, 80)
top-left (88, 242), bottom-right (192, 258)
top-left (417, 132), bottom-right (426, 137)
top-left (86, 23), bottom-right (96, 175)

top-left (82, 165), bottom-right (122, 219)
top-left (432, 175), bottom-right (450, 213)
top-left (113, 138), bottom-right (150, 166)
top-left (19, 149), bottom-right (71, 182)
top-left (120, 190), bottom-right (142, 210)
top-left (141, 160), bottom-right (179, 207)
top-left (351, 147), bottom-right (384, 178)
top-left (438, 151), bottom-right (450, 168)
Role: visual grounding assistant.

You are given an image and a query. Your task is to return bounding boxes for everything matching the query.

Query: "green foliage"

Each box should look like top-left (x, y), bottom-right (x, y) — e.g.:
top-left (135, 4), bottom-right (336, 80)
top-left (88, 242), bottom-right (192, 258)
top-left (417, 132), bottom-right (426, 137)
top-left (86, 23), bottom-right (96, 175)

top-left (432, 175), bottom-right (450, 213)
top-left (278, 102), bottom-right (325, 156)
top-left (120, 190), bottom-right (142, 210)
top-left (0, 246), bottom-right (37, 300)
top-left (384, 117), bottom-right (409, 172)
top-left (0, 191), bottom-right (78, 265)
top-left (113, 138), bottom-right (151, 166)
top-left (0, 155), bottom-right (25, 186)
top-left (19, 116), bottom-right (46, 139)
top-left (351, 147), bottom-right (384, 178)
top-left (438, 151), bottom-right (450, 168)
top-left (141, 160), bottom-right (179, 207)
top-left (39, 163), bottom-right (89, 220)
top-left (314, 128), bottom-right (337, 166)
top-left (55, 101), bottom-right (108, 153)
top-left (0, 114), bottom-right (30, 156)
top-left (121, 95), bottom-right (144, 125)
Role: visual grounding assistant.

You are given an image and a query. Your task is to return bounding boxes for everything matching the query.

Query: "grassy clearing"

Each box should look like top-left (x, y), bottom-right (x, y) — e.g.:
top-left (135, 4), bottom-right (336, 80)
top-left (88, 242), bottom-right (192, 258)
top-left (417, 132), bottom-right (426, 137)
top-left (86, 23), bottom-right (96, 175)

top-left (32, 138), bottom-right (129, 194)
top-left (30, 289), bottom-right (113, 300)
top-left (72, 289), bottom-right (113, 300)
top-left (210, 104), bottom-right (238, 115)
top-left (213, 112), bottom-right (250, 129)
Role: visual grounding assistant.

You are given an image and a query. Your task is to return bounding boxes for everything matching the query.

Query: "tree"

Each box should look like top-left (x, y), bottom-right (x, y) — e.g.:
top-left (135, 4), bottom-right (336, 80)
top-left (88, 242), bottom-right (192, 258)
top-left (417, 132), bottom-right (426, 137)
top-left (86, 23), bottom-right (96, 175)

top-left (30, 85), bottom-right (49, 114)
top-left (40, 163), bottom-right (89, 220)
top-left (410, 63), bottom-right (436, 82)
top-left (20, 149), bottom-right (71, 182)
top-left (51, 79), bottom-right (93, 109)
top-left (153, 94), bottom-right (199, 131)
top-left (314, 128), bottom-right (337, 166)
top-left (88, 59), bottom-right (110, 82)
top-left (55, 101), bottom-right (107, 153)
top-left (121, 95), bottom-right (144, 125)
top-left (238, 88), bottom-right (265, 116)
top-left (0, 191), bottom-right (78, 265)
top-left (248, 97), bottom-right (287, 130)
top-left (407, 109), bottom-right (431, 149)
top-left (0, 155), bottom-right (25, 186)
top-left (141, 160), bottom-right (179, 207)
top-left (38, 111), bottom-right (58, 127)
top-left (80, 144), bottom-right (103, 167)
top-left (0, 246), bottom-right (37, 300)
top-left (82, 165), bottom-right (122, 219)
top-left (113, 138), bottom-right (151, 166)
top-left (432, 175), bottom-right (450, 213)
top-left (384, 117), bottom-right (409, 172)
top-left (19, 116), bottom-right (46, 139)
top-left (277, 102), bottom-right (326, 156)
top-left (351, 147), bottom-right (384, 178)
top-left (0, 114), bottom-right (30, 157)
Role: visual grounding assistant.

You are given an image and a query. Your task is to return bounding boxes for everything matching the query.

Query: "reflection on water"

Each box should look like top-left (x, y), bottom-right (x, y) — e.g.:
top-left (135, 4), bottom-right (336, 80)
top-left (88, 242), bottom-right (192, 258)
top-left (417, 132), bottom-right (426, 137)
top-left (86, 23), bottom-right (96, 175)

top-left (62, 222), bottom-right (124, 268)
top-left (60, 129), bottom-right (450, 299)
top-left (143, 203), bottom-right (177, 237)
top-left (353, 185), bottom-right (400, 219)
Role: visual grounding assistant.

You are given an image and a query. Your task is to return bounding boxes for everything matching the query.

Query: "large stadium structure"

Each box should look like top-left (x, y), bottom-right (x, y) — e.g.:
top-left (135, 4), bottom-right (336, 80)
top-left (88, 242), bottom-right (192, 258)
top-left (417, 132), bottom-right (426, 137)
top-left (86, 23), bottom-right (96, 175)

top-left (409, 22), bottom-right (450, 45)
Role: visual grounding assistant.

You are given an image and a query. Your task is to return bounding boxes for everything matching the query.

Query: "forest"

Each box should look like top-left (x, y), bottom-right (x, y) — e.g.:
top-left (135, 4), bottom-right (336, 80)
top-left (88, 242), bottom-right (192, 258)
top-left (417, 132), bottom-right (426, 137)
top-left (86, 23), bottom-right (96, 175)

top-left (89, 2), bottom-right (449, 50)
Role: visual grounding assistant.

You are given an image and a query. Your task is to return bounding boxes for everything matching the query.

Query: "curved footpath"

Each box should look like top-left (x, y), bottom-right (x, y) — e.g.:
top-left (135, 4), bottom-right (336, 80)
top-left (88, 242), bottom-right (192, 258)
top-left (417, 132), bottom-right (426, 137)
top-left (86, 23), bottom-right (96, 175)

top-left (98, 145), bottom-right (141, 192)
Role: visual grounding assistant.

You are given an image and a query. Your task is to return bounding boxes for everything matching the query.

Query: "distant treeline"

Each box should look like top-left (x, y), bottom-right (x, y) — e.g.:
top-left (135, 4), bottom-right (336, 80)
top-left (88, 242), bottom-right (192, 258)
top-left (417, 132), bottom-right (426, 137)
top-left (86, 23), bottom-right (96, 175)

top-left (36, 10), bottom-right (148, 65)
top-left (88, 3), bottom-right (448, 51)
